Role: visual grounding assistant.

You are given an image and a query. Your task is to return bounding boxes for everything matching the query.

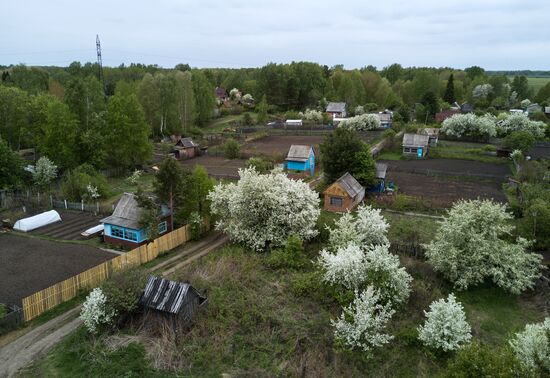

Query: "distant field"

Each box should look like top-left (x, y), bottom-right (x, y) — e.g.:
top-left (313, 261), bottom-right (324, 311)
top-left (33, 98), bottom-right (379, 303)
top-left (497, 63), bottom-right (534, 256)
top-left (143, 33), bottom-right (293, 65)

top-left (507, 76), bottom-right (550, 93)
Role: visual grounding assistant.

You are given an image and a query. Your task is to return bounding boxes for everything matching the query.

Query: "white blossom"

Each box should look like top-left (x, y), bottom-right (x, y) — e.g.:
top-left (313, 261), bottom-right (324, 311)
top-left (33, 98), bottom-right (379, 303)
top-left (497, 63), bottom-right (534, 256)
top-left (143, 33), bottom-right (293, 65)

top-left (498, 112), bottom-right (546, 139)
top-left (242, 93), bottom-right (254, 103)
top-left (32, 156), bottom-right (57, 190)
top-left (208, 167), bottom-right (320, 251)
top-left (425, 199), bottom-right (542, 293)
top-left (80, 288), bottom-right (116, 334)
top-left (354, 105), bottom-right (365, 115)
top-left (472, 84), bottom-right (493, 100)
top-left (509, 318), bottom-right (550, 375)
top-left (418, 294), bottom-right (472, 352)
top-left (327, 205), bottom-right (389, 250)
top-left (521, 99), bottom-right (532, 108)
top-left (86, 184), bottom-right (100, 200)
top-left (338, 113), bottom-right (381, 131)
top-left (126, 169), bottom-right (143, 185)
top-left (441, 113), bottom-right (497, 138)
top-left (302, 108), bottom-right (323, 124)
top-left (332, 286), bottom-right (395, 352)
top-left (229, 88), bottom-right (241, 99)
top-left (319, 243), bottom-right (412, 305)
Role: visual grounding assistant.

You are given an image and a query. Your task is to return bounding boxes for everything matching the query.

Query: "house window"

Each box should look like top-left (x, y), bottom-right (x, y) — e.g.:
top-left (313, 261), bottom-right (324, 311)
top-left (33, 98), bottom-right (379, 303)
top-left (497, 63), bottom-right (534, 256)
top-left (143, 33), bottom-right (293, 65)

top-left (111, 226), bottom-right (124, 238)
top-left (404, 147), bottom-right (411, 153)
top-left (124, 229), bottom-right (138, 241)
top-left (158, 221), bottom-right (168, 234)
top-left (411, 148), bottom-right (418, 153)
top-left (110, 226), bottom-right (138, 242)
top-left (330, 197), bottom-right (343, 207)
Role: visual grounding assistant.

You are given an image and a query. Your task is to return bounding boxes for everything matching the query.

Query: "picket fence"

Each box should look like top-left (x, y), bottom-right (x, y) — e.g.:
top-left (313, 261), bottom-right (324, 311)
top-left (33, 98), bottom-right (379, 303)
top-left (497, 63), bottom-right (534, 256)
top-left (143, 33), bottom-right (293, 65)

top-left (21, 223), bottom-right (201, 322)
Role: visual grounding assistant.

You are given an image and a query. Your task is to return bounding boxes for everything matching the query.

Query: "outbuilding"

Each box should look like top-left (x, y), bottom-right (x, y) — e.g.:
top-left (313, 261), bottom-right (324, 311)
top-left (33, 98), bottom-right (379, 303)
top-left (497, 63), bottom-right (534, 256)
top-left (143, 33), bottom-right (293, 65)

top-left (378, 111), bottom-right (393, 128)
top-left (370, 163), bottom-right (387, 193)
top-left (326, 102), bottom-right (347, 118)
top-left (402, 133), bottom-right (429, 158)
top-left (323, 172), bottom-right (365, 212)
top-left (420, 128), bottom-right (440, 147)
top-left (286, 145), bottom-right (315, 176)
top-left (100, 193), bottom-right (172, 247)
top-left (174, 137), bottom-right (198, 160)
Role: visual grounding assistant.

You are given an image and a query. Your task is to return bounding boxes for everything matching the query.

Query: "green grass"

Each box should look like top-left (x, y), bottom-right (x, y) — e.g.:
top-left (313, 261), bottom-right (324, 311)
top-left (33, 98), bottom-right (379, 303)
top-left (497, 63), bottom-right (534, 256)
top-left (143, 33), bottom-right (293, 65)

top-left (104, 173), bottom-right (155, 205)
top-left (206, 113), bottom-right (257, 133)
top-left (508, 76), bottom-right (550, 93)
top-left (429, 142), bottom-right (508, 165)
top-left (377, 149), bottom-right (402, 160)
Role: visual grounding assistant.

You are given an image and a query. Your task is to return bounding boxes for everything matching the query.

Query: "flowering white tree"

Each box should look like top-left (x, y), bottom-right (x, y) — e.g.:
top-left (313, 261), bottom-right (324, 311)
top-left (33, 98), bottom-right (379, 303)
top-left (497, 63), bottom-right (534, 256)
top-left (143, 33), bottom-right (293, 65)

top-left (126, 169), bottom-right (143, 185)
top-left (301, 108), bottom-right (323, 124)
top-left (498, 113), bottom-right (546, 139)
top-left (327, 205), bottom-right (389, 250)
top-left (86, 184), bottom-right (100, 201)
top-left (80, 288), bottom-right (116, 334)
top-left (33, 156), bottom-right (57, 191)
top-left (354, 105), bottom-right (365, 115)
top-left (332, 286), bottom-right (395, 352)
top-left (425, 199), bottom-right (543, 294)
top-left (229, 88), bottom-right (241, 99)
top-left (441, 113), bottom-right (497, 139)
top-left (242, 93), bottom-right (254, 103)
top-left (472, 84), bottom-right (494, 100)
top-left (208, 167), bottom-right (320, 251)
top-left (339, 113), bottom-right (381, 131)
top-left (509, 317), bottom-right (550, 375)
top-left (319, 243), bottom-right (412, 305)
top-left (417, 294), bottom-right (472, 352)
top-left (520, 99), bottom-right (531, 108)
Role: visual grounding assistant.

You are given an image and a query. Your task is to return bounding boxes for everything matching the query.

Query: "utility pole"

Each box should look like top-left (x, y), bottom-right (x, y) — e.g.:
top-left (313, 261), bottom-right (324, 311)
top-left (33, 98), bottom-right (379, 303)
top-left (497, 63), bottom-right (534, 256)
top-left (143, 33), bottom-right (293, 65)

top-left (96, 35), bottom-right (105, 94)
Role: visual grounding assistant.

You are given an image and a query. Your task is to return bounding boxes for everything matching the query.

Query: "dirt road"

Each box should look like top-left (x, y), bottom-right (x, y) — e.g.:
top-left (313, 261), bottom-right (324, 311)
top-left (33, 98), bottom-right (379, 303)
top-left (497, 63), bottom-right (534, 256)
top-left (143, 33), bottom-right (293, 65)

top-left (0, 233), bottom-right (229, 378)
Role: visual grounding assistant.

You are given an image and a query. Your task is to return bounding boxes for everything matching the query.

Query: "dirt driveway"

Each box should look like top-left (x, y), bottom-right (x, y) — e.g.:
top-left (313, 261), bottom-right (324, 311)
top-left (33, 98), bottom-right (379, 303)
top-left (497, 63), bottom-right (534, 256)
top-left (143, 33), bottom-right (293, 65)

top-left (0, 233), bottom-right (116, 306)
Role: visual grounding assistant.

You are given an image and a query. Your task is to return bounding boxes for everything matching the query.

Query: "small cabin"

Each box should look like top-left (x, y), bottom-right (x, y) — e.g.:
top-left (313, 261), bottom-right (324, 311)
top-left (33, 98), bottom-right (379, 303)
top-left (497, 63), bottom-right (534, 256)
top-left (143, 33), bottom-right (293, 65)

top-left (140, 275), bottom-right (207, 327)
top-left (420, 128), bottom-right (440, 147)
top-left (174, 137), bottom-right (198, 160)
top-left (100, 193), bottom-right (172, 247)
top-left (323, 172), bottom-right (365, 212)
top-left (326, 102), bottom-right (347, 118)
top-left (378, 111), bottom-right (393, 129)
top-left (286, 145), bottom-right (315, 176)
top-left (402, 133), bottom-right (429, 158)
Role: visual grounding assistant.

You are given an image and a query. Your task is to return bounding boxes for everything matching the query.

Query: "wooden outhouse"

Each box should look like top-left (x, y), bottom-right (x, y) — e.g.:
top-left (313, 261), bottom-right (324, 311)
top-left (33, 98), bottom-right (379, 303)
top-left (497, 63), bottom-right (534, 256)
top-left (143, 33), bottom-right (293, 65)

top-left (323, 172), bottom-right (365, 212)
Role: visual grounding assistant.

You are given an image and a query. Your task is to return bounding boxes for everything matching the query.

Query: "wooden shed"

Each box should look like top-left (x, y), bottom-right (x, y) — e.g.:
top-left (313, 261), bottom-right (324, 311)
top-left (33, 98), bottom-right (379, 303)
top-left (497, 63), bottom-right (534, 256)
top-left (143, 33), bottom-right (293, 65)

top-left (174, 137), bottom-right (198, 160)
top-left (323, 172), bottom-right (365, 212)
top-left (420, 128), bottom-right (440, 147)
top-left (402, 133), bottom-right (429, 158)
top-left (286, 145), bottom-right (315, 176)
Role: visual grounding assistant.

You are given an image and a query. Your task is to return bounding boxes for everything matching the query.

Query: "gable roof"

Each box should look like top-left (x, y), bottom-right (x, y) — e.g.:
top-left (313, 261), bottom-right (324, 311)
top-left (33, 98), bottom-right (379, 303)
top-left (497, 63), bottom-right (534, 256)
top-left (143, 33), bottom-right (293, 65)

top-left (286, 145), bottom-right (313, 162)
top-left (403, 133), bottom-right (429, 147)
top-left (545, 107), bottom-right (550, 114)
top-left (375, 163), bottom-right (387, 179)
top-left (175, 137), bottom-right (197, 149)
top-left (420, 128), bottom-right (440, 137)
top-left (378, 113), bottom-right (392, 122)
top-left (326, 172), bottom-right (364, 198)
top-left (140, 275), bottom-right (207, 315)
top-left (326, 102), bottom-right (346, 113)
top-left (100, 192), bottom-right (142, 229)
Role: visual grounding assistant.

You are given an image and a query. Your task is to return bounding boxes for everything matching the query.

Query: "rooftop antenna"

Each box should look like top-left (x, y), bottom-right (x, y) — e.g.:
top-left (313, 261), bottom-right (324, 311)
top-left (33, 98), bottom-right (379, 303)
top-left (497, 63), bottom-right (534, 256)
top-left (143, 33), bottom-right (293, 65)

top-left (96, 34), bottom-right (105, 93)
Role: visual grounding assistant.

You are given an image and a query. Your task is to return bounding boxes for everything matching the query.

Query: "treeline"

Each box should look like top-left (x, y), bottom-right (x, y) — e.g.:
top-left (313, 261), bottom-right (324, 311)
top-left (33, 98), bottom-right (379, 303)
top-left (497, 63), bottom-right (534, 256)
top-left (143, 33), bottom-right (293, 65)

top-left (488, 70), bottom-right (550, 78)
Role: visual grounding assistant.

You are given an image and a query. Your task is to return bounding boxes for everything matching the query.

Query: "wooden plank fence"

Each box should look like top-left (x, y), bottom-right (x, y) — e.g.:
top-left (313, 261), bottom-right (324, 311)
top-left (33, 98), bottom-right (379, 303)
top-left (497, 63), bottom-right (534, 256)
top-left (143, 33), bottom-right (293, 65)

top-left (21, 223), bottom-right (199, 322)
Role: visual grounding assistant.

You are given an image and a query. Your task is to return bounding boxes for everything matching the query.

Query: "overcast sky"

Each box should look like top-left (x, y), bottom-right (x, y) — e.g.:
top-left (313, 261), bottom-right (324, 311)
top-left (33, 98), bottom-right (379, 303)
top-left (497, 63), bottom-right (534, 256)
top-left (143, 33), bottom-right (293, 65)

top-left (1, 0), bottom-right (549, 70)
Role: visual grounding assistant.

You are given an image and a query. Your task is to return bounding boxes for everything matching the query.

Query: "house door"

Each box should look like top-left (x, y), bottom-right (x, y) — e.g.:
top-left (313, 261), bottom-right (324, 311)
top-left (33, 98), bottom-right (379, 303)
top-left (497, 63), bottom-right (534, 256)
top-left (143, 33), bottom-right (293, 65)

top-left (417, 148), bottom-right (423, 158)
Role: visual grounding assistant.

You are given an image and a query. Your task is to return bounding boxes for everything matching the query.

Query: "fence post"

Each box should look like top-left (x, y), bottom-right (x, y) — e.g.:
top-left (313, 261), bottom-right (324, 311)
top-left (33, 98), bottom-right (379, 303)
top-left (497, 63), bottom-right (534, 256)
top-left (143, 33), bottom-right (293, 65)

top-left (81, 200), bottom-right (84, 211)
top-left (96, 202), bottom-right (99, 213)
top-left (64, 199), bottom-right (67, 209)
top-left (50, 195), bottom-right (53, 208)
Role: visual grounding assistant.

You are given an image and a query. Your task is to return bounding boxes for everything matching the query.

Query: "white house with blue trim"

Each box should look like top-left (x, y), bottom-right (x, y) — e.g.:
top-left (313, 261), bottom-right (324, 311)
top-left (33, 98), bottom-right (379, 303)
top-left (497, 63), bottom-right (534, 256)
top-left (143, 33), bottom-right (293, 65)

top-left (285, 145), bottom-right (315, 176)
top-left (100, 193), bottom-right (172, 247)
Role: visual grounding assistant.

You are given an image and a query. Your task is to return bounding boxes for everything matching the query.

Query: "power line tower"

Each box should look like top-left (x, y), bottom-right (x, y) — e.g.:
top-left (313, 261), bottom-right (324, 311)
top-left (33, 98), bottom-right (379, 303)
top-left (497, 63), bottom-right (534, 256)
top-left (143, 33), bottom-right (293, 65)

top-left (96, 34), bottom-right (105, 93)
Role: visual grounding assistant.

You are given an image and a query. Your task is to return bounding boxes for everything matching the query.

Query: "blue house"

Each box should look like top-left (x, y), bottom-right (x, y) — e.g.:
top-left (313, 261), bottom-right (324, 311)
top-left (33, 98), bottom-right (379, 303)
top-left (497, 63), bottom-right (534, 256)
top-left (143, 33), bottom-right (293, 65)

top-left (101, 193), bottom-right (172, 247)
top-left (285, 145), bottom-right (315, 176)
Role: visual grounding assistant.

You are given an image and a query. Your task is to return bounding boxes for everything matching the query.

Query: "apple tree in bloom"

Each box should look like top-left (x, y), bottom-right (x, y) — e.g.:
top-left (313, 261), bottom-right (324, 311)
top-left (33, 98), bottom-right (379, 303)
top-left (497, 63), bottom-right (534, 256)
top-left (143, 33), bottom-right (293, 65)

top-left (417, 293), bottom-right (472, 352)
top-left (339, 113), bottom-right (381, 131)
top-left (498, 113), bottom-right (546, 139)
top-left (299, 108), bottom-right (323, 124)
top-left (327, 205), bottom-right (389, 251)
top-left (33, 156), bottom-right (57, 191)
top-left (80, 288), bottom-right (116, 334)
top-left (332, 286), bottom-right (395, 352)
top-left (509, 317), bottom-right (550, 375)
top-left (441, 113), bottom-right (497, 139)
top-left (425, 199), bottom-right (542, 294)
top-left (319, 243), bottom-right (412, 306)
top-left (208, 167), bottom-right (320, 251)
top-left (472, 84), bottom-right (493, 100)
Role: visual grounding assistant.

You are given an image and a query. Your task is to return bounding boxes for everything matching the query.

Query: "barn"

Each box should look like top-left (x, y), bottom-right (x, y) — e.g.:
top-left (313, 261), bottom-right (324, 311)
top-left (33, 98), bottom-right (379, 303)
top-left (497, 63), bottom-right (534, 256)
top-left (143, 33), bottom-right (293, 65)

top-left (402, 133), bottom-right (429, 158)
top-left (323, 172), bottom-right (365, 212)
top-left (285, 145), bottom-right (315, 176)
top-left (174, 137), bottom-right (198, 160)
top-left (140, 275), bottom-right (207, 325)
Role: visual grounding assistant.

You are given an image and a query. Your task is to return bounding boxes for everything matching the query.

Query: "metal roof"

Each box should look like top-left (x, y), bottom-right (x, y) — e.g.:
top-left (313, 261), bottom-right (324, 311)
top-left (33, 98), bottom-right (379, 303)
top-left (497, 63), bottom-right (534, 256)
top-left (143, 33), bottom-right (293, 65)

top-left (375, 163), bottom-right (387, 179)
top-left (545, 107), bottom-right (550, 114)
top-left (402, 133), bottom-right (429, 148)
top-left (331, 172), bottom-right (364, 198)
top-left (420, 128), bottom-right (440, 137)
top-left (286, 145), bottom-right (313, 162)
top-left (140, 275), bottom-right (206, 315)
top-left (100, 192), bottom-right (142, 229)
top-left (326, 102), bottom-right (346, 113)
top-left (176, 137), bottom-right (197, 149)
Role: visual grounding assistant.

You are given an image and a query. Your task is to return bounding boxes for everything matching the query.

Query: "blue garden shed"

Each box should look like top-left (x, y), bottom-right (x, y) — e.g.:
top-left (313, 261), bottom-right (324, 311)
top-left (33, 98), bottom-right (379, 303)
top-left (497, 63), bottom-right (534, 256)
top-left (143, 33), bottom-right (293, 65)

top-left (285, 145), bottom-right (315, 176)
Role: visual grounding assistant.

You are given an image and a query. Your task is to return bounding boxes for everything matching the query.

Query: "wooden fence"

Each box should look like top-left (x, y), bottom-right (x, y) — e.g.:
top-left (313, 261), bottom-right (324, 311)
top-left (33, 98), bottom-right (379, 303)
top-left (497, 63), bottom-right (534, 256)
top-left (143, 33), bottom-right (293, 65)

top-left (21, 223), bottom-right (199, 322)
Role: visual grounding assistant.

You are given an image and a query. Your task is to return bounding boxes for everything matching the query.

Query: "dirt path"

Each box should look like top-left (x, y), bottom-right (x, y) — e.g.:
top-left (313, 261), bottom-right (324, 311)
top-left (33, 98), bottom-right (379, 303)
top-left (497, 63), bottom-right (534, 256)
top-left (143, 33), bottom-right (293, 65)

top-left (0, 233), bottom-right (229, 378)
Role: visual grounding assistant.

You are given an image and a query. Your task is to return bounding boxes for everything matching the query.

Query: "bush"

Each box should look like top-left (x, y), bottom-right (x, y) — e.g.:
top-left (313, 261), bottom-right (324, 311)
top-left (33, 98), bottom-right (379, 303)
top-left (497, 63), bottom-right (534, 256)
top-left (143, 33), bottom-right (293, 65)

top-left (80, 288), bottom-right (116, 334)
top-left (247, 157), bottom-right (273, 174)
top-left (223, 138), bottom-right (240, 159)
top-left (265, 235), bottom-right (306, 270)
top-left (509, 317), bottom-right (550, 376)
top-left (504, 131), bottom-right (536, 153)
top-left (445, 343), bottom-right (522, 378)
top-left (242, 112), bottom-right (253, 126)
top-left (100, 268), bottom-right (147, 323)
top-left (61, 164), bottom-right (110, 201)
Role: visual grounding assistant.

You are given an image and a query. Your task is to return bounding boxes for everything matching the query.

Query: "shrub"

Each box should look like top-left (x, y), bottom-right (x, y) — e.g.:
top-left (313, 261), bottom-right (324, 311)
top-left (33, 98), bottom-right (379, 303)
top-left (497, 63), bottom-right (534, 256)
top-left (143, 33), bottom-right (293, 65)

top-left (417, 294), bottom-right (472, 352)
top-left (445, 342), bottom-right (522, 378)
top-left (33, 156), bottom-right (57, 191)
top-left (332, 286), bottom-right (395, 352)
top-left (441, 113), bottom-right (497, 139)
top-left (338, 113), bottom-right (381, 131)
top-left (509, 317), bottom-right (550, 375)
top-left (247, 157), bottom-right (273, 174)
top-left (80, 288), bottom-right (116, 334)
top-left (242, 112), bottom-right (253, 126)
top-left (223, 138), bottom-right (240, 159)
top-left (499, 112), bottom-right (546, 139)
top-left (265, 234), bottom-right (306, 270)
top-left (504, 131), bottom-right (536, 153)
top-left (101, 268), bottom-right (147, 322)
top-left (61, 164), bottom-right (109, 201)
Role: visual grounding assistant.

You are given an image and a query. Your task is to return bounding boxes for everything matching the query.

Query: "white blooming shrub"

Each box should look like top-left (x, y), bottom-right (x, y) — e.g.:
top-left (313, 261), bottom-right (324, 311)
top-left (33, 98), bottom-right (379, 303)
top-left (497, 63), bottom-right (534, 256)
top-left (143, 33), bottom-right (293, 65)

top-left (509, 318), bottom-right (550, 375)
top-left (425, 199), bottom-right (542, 294)
top-left (229, 88), bottom-right (241, 99)
top-left (441, 113), bottom-right (497, 139)
top-left (86, 183), bottom-right (100, 200)
top-left (319, 243), bottom-right (412, 305)
top-left (327, 205), bottom-right (389, 250)
top-left (208, 167), bottom-right (320, 251)
top-left (472, 84), bottom-right (493, 100)
top-left (126, 169), bottom-right (143, 185)
top-left (242, 93), bottom-right (254, 103)
top-left (33, 156), bottom-right (57, 190)
top-left (332, 286), bottom-right (395, 352)
top-left (354, 105), bottom-right (365, 115)
top-left (339, 113), bottom-right (381, 131)
top-left (300, 108), bottom-right (323, 124)
top-left (417, 294), bottom-right (472, 352)
top-left (498, 112), bottom-right (546, 139)
top-left (80, 288), bottom-right (116, 334)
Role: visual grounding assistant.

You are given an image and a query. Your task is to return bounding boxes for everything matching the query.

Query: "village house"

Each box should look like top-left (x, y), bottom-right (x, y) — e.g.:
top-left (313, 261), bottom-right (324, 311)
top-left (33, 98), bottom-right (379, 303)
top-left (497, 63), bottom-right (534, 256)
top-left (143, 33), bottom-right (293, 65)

top-left (526, 103), bottom-right (542, 116)
top-left (215, 87), bottom-right (228, 102)
top-left (285, 145), bottom-right (315, 176)
top-left (378, 111), bottom-right (393, 128)
top-left (100, 193), bottom-right (172, 247)
top-left (420, 128), bottom-right (440, 147)
top-left (323, 172), bottom-right (365, 212)
top-left (140, 275), bottom-right (207, 326)
top-left (460, 102), bottom-right (474, 113)
top-left (435, 109), bottom-right (460, 123)
top-left (402, 133), bottom-right (430, 158)
top-left (326, 102), bottom-right (347, 118)
top-left (173, 137), bottom-right (198, 160)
